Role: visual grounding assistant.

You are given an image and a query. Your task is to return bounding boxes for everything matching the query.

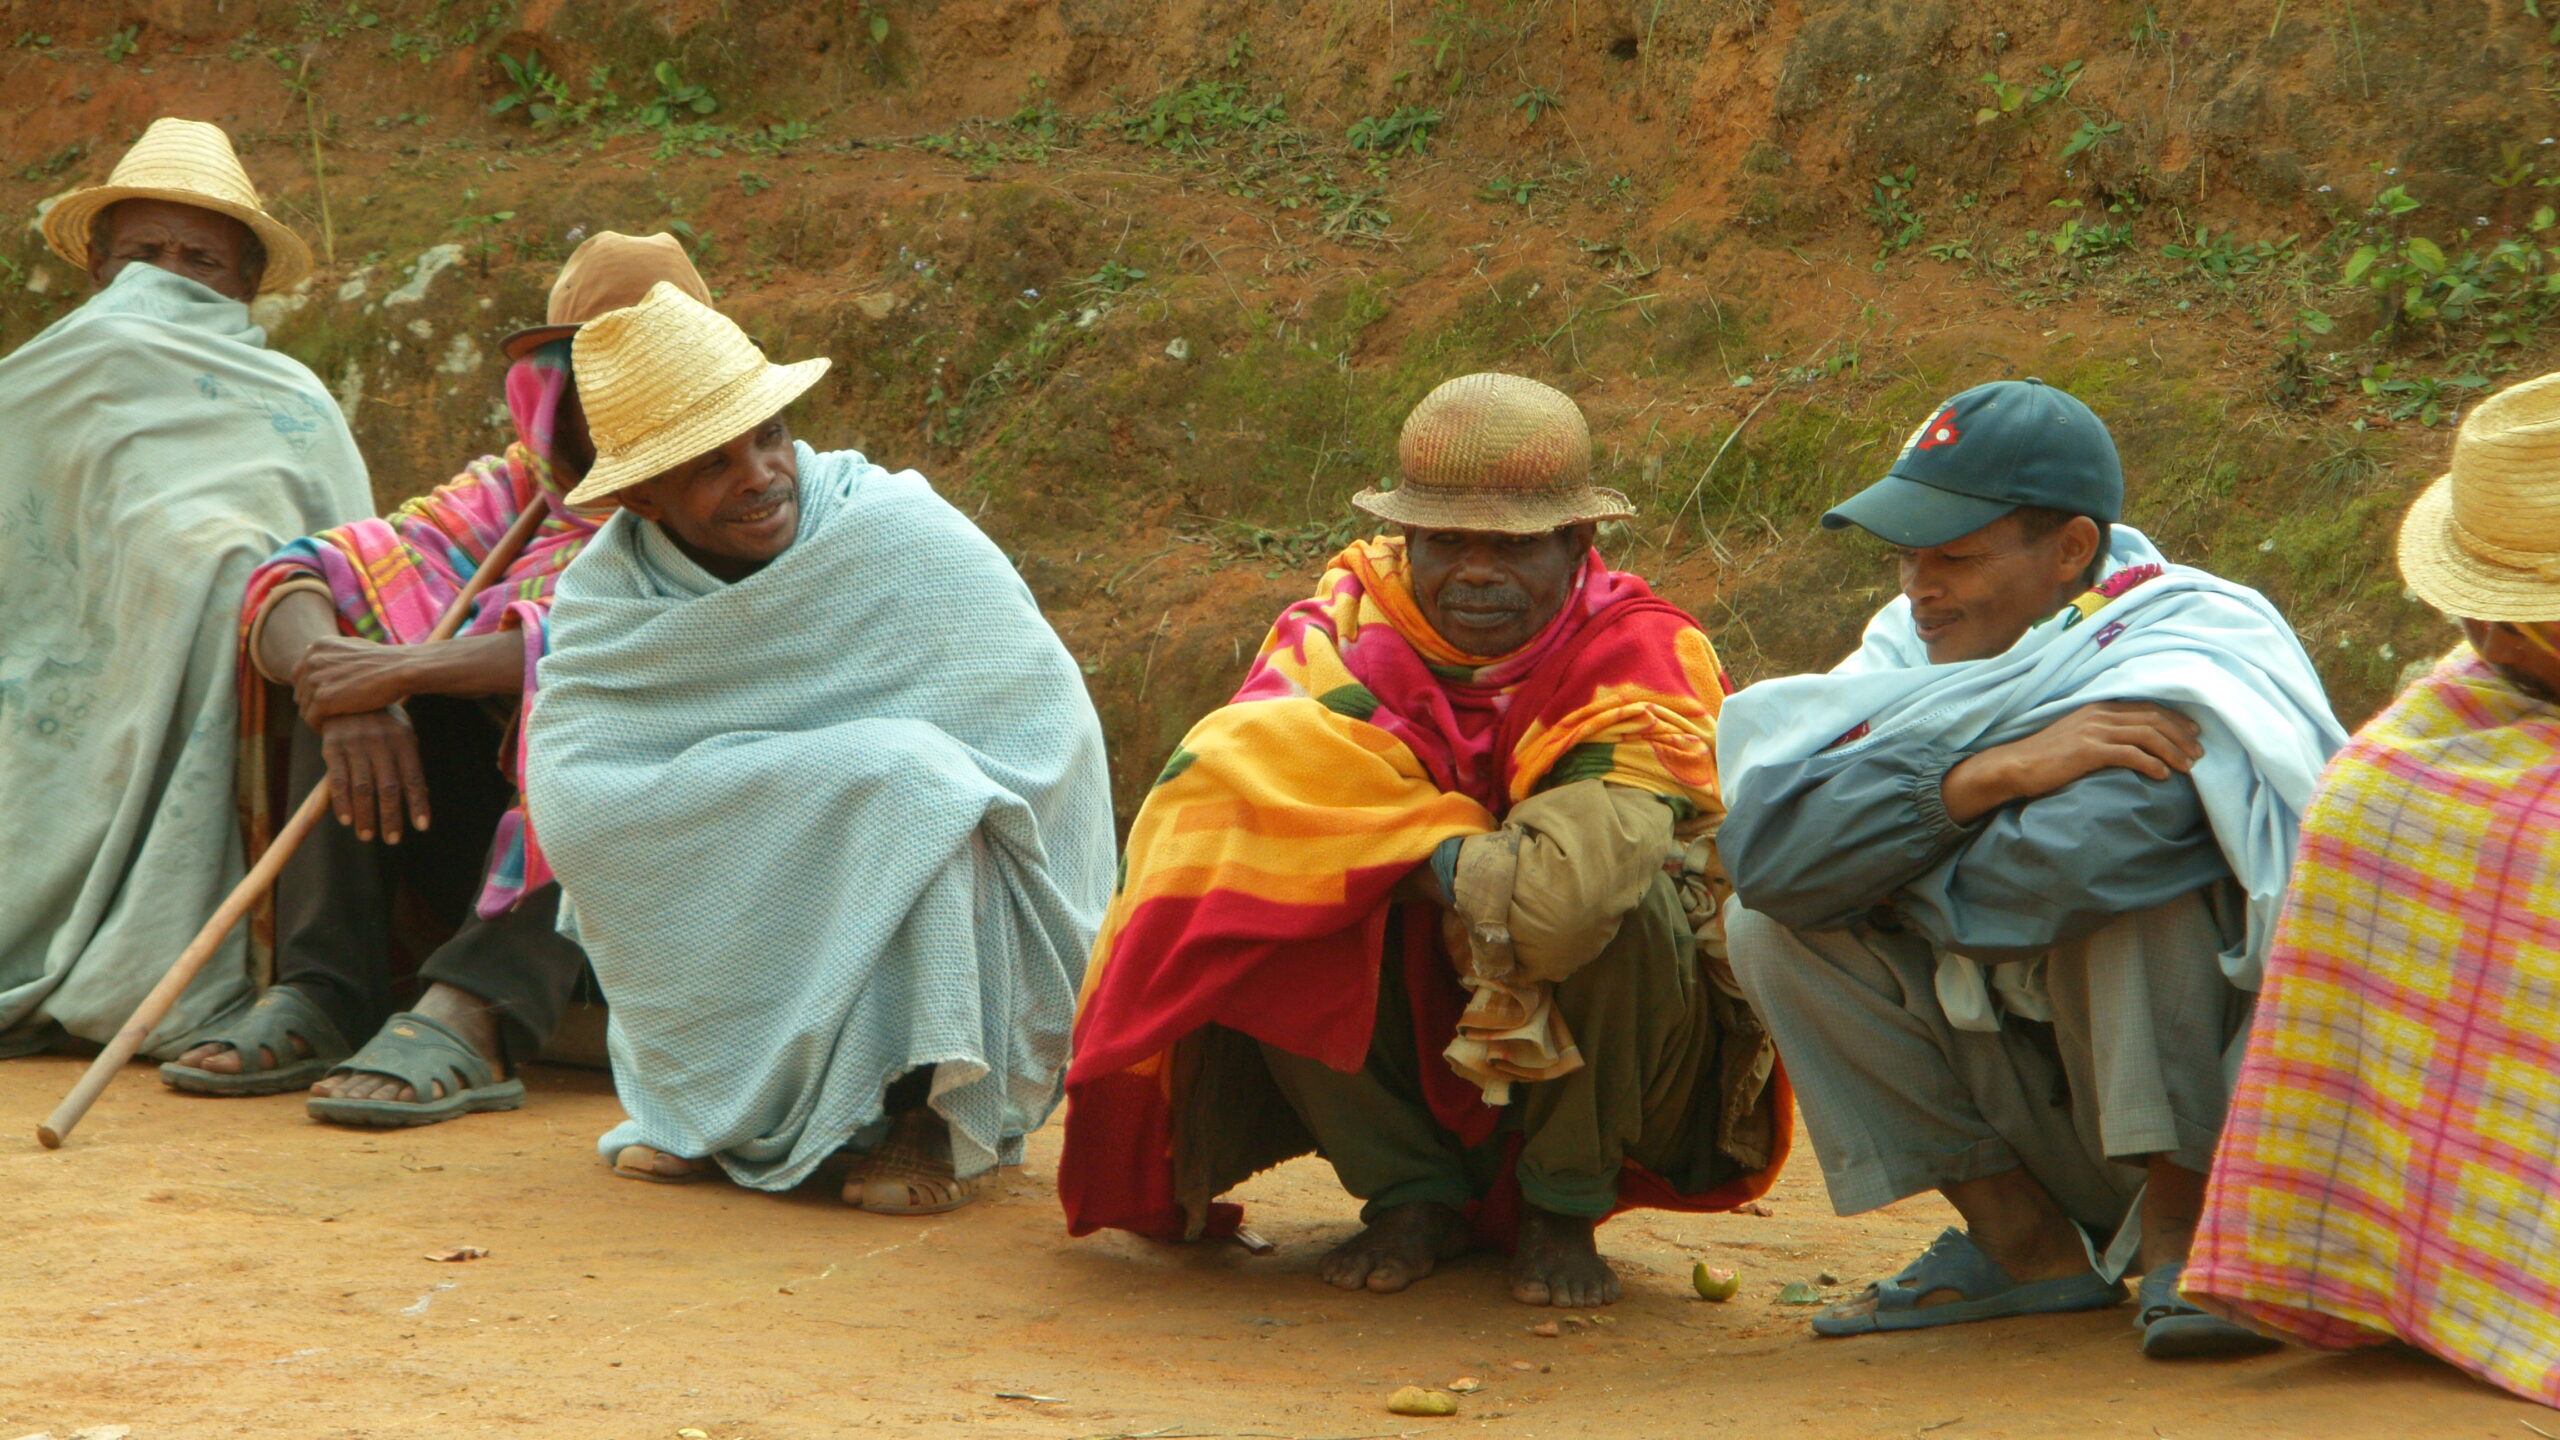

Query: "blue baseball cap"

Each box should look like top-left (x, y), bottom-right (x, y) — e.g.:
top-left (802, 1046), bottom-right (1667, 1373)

top-left (1822, 378), bottom-right (2123, 548)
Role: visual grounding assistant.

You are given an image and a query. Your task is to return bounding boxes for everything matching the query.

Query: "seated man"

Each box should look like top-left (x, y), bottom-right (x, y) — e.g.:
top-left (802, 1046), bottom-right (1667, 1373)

top-left (1718, 379), bottom-right (2343, 1357)
top-left (159, 233), bottom-right (711, 1125)
top-left (0, 119), bottom-right (370, 1057)
top-left (524, 282), bottom-right (1116, 1213)
top-left (2186, 371), bottom-right (2560, 1405)
top-left (1061, 373), bottom-right (1789, 1308)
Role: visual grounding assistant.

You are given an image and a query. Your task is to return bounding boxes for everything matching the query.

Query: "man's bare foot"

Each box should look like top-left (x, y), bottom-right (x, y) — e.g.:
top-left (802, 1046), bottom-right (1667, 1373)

top-left (1319, 1201), bottom-right (1469, 1294)
top-left (1509, 1205), bottom-right (1621, 1307)
top-left (173, 989), bottom-right (316, 1074)
top-left (309, 984), bottom-right (503, 1104)
top-left (612, 1145), bottom-right (705, 1182)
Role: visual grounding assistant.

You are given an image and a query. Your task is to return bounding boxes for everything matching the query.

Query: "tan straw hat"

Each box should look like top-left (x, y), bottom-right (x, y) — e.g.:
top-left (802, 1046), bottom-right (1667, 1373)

top-left (40, 117), bottom-right (313, 294)
top-left (2398, 369), bottom-right (2560, 623)
top-left (502, 231), bottom-right (710, 360)
top-left (565, 281), bottom-right (831, 507)
top-left (1352, 372), bottom-right (1633, 534)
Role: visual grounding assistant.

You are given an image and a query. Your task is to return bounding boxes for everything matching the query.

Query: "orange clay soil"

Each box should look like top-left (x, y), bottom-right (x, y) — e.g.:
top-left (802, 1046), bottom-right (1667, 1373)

top-left (2, 1058), bottom-right (2541, 1439)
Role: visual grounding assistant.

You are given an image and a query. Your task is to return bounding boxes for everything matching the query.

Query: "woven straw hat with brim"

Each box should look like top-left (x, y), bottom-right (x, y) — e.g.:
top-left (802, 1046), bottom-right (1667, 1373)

top-left (1353, 372), bottom-right (1633, 535)
top-left (40, 117), bottom-right (312, 294)
top-left (565, 281), bottom-right (831, 508)
top-left (2399, 369), bottom-right (2560, 624)
top-left (502, 230), bottom-right (709, 360)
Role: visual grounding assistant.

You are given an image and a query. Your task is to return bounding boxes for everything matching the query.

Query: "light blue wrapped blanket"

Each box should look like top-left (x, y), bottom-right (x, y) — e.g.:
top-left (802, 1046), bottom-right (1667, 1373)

top-left (527, 444), bottom-right (1115, 1189)
top-left (0, 265), bottom-right (371, 1051)
top-left (1720, 527), bottom-right (2346, 1012)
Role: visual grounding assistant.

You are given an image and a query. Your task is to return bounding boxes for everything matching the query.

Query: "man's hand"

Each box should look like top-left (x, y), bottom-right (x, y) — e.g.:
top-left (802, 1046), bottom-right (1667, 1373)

top-left (293, 636), bottom-right (421, 728)
top-left (1940, 701), bottom-right (2202, 827)
top-left (319, 708), bottom-right (431, 844)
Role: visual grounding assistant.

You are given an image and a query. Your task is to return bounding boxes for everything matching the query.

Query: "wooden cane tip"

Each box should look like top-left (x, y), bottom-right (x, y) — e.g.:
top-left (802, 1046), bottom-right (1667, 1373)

top-left (36, 1123), bottom-right (63, 1149)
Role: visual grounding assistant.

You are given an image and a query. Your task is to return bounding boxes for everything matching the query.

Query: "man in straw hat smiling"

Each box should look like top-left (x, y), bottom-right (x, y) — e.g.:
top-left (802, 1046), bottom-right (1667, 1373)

top-left (0, 118), bottom-right (370, 1061)
top-left (1716, 378), bottom-right (2343, 1358)
top-left (523, 282), bottom-right (1116, 1213)
top-left (2183, 370), bottom-right (2560, 1402)
top-left (1061, 372), bottom-right (1789, 1308)
top-left (159, 232), bottom-right (712, 1128)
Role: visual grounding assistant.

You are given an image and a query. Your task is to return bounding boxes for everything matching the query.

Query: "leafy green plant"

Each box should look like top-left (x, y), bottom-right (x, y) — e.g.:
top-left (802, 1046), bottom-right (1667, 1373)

top-left (639, 61), bottom-right (718, 128)
top-left (12, 31), bottom-right (54, 49)
top-left (490, 54), bottom-right (567, 124)
top-left (741, 121), bottom-right (814, 155)
top-left (2162, 228), bottom-right (2295, 285)
top-left (2359, 363), bottom-right (2489, 426)
top-left (100, 25), bottom-right (139, 63)
top-left (296, 2), bottom-right (378, 38)
top-left (1347, 105), bottom-right (1442, 157)
top-left (2340, 199), bottom-right (2560, 345)
top-left (738, 170), bottom-right (771, 196)
top-left (1117, 80), bottom-right (1282, 151)
top-left (1866, 166), bottom-right (1924, 262)
top-left (1975, 60), bottom-right (2081, 124)
top-left (450, 201), bottom-right (515, 275)
top-left (2060, 118), bottom-right (2123, 162)
top-left (1512, 85), bottom-right (1561, 125)
top-left (1479, 174), bottom-right (1541, 207)
top-left (859, 7), bottom-right (890, 47)
top-left (388, 30), bottom-right (440, 64)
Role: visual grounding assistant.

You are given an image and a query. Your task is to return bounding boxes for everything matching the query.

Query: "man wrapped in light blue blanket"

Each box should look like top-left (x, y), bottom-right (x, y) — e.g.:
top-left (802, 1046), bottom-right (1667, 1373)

top-left (525, 282), bottom-right (1115, 1214)
top-left (1716, 380), bottom-right (2343, 1359)
top-left (0, 120), bottom-right (371, 1058)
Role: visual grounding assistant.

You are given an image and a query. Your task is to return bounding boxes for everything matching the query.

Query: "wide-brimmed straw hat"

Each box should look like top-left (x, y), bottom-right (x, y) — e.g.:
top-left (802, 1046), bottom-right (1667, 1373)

top-left (40, 117), bottom-right (313, 294)
top-left (2399, 369), bottom-right (2560, 624)
top-left (1353, 372), bottom-right (1632, 535)
top-left (502, 230), bottom-right (710, 360)
top-left (565, 281), bottom-right (831, 507)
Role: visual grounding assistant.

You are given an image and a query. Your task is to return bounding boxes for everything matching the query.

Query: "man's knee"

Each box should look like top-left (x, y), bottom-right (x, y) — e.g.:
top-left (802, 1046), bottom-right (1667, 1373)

top-left (1721, 899), bottom-right (1796, 1003)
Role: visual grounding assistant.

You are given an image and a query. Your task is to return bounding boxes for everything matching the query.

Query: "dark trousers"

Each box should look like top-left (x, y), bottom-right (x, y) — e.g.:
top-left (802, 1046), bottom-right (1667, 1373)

top-left (273, 695), bottom-right (586, 1065)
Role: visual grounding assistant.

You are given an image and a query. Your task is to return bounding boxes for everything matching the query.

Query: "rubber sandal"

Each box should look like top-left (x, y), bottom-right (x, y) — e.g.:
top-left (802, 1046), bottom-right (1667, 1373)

top-left (611, 1145), bottom-right (707, 1184)
top-left (855, 1110), bottom-right (987, 1216)
top-left (304, 1011), bottom-right (524, 1128)
top-left (1812, 1228), bottom-right (2127, 1336)
top-left (159, 988), bottom-right (352, 1096)
top-left (2138, 1263), bottom-right (2284, 1358)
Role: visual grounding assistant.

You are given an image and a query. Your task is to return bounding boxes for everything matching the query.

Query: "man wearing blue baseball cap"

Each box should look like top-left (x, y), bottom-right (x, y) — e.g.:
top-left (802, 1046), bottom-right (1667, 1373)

top-left (1711, 379), bottom-right (2345, 1359)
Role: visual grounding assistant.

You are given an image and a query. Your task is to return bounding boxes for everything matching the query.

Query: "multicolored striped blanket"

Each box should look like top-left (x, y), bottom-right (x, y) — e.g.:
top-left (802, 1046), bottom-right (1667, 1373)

top-left (1059, 536), bottom-right (1789, 1242)
top-left (236, 340), bottom-right (597, 916)
top-left (2187, 645), bottom-right (2560, 1407)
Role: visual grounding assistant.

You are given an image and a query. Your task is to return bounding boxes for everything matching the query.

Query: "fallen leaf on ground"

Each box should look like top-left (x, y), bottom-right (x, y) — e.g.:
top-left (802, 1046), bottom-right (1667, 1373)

top-left (1387, 1386), bottom-right (1458, 1416)
top-left (1776, 1281), bottom-right (1825, 1304)
top-left (677, 1430), bottom-right (709, 1438)
top-left (1528, 1320), bottom-right (1561, 1337)
top-left (423, 1246), bottom-right (489, 1262)
top-left (993, 1393), bottom-right (1066, 1403)
top-left (1447, 1377), bottom-right (1483, 1393)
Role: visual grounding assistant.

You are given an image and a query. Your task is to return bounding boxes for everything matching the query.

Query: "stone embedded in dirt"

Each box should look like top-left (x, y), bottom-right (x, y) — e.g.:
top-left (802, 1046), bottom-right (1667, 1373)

top-left (1817, 1272), bottom-right (1841, 1286)
top-left (1528, 1320), bottom-right (1562, 1337)
top-left (1387, 1386), bottom-right (1458, 1416)
top-left (1506, 1360), bottom-right (1536, 1371)
top-left (423, 1246), bottom-right (489, 1262)
top-left (1448, 1377), bottom-right (1484, 1393)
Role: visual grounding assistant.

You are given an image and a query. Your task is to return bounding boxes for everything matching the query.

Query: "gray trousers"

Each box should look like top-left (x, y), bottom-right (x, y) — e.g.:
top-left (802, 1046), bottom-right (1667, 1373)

top-left (1726, 889), bottom-right (2249, 1236)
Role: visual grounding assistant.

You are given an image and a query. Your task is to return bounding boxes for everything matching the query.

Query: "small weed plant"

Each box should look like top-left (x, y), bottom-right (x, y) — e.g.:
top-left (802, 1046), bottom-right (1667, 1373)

top-left (1347, 106), bottom-right (1443, 158)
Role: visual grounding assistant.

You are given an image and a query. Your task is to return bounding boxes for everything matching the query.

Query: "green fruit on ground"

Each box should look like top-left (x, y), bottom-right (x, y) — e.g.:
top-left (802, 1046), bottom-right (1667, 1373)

top-left (1694, 1262), bottom-right (1741, 1302)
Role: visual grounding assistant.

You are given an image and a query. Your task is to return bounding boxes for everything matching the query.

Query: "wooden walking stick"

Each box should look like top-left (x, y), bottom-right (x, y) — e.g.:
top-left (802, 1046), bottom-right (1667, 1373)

top-left (38, 494), bottom-right (557, 1148)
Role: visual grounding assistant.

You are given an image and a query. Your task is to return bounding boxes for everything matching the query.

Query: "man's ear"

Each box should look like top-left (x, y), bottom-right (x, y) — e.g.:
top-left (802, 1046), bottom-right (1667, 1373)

top-left (2058, 515), bottom-right (2102, 579)
top-left (615, 478), bottom-right (663, 522)
top-left (1561, 521), bottom-right (1599, 552)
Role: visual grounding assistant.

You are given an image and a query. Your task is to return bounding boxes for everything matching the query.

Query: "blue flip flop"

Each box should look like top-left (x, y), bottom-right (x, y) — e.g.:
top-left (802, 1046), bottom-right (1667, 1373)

top-left (1812, 1228), bottom-right (2127, 1336)
top-left (2137, 1263), bottom-right (2284, 1358)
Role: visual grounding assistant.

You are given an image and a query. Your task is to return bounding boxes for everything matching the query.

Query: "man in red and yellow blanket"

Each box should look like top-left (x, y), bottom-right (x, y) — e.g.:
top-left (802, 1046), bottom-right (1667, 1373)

top-left (1061, 373), bottom-right (1789, 1307)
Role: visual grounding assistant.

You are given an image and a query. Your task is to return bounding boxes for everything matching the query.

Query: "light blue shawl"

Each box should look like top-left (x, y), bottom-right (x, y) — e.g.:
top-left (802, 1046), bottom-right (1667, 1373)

top-left (527, 445), bottom-right (1116, 1189)
top-left (1720, 527), bottom-right (2346, 1014)
top-left (0, 264), bottom-right (372, 1051)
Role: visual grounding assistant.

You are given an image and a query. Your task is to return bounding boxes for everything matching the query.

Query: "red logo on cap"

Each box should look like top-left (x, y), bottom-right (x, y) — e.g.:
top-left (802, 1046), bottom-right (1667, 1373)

top-left (1915, 407), bottom-right (1962, 450)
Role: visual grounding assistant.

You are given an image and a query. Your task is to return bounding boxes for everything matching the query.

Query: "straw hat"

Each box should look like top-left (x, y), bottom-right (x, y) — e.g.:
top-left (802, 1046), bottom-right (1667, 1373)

top-left (565, 282), bottom-right (831, 506)
top-left (502, 231), bottom-right (710, 360)
top-left (40, 117), bottom-right (312, 294)
top-left (1353, 372), bottom-right (1632, 534)
top-left (2399, 369), bottom-right (2560, 623)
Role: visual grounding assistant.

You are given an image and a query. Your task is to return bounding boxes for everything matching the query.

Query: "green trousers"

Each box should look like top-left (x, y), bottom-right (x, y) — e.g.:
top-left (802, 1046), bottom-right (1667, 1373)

top-left (1260, 874), bottom-right (1718, 1221)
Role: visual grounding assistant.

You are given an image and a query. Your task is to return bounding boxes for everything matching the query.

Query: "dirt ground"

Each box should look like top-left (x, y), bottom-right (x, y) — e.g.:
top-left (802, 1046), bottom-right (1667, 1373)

top-left (3, 1059), bottom-right (2542, 1440)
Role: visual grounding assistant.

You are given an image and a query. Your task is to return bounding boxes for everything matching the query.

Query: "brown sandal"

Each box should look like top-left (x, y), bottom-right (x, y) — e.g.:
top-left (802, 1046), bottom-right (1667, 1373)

top-left (855, 1110), bottom-right (990, 1215)
top-left (612, 1144), bottom-right (707, 1184)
